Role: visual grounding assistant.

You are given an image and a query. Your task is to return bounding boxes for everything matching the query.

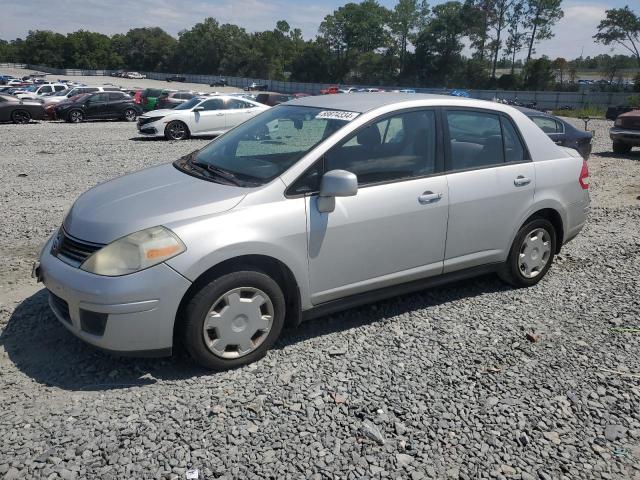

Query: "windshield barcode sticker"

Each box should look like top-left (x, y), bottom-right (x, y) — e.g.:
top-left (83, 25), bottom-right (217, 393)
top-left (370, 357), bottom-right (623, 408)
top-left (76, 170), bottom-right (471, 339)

top-left (316, 111), bottom-right (360, 121)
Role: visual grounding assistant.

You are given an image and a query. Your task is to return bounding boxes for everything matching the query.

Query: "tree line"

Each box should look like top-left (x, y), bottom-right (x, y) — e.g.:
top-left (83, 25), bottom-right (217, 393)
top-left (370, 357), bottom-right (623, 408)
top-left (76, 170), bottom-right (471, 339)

top-left (0, 1), bottom-right (638, 91)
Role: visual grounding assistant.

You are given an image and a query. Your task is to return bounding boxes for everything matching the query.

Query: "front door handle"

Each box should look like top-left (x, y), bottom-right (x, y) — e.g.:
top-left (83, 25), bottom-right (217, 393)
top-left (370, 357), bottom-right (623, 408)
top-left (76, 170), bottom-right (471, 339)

top-left (418, 191), bottom-right (443, 204)
top-left (514, 176), bottom-right (531, 187)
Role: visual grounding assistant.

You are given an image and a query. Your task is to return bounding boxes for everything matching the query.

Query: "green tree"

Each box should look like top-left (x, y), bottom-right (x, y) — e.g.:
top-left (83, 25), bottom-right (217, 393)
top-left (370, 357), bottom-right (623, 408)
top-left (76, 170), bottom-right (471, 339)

top-left (390, 0), bottom-right (429, 72)
top-left (113, 27), bottom-right (176, 71)
top-left (504, 0), bottom-right (526, 74)
top-left (522, 56), bottom-right (553, 89)
top-left (594, 7), bottom-right (640, 67)
top-left (523, 0), bottom-right (563, 63)
top-left (551, 57), bottom-right (567, 84)
top-left (415, 1), bottom-right (470, 86)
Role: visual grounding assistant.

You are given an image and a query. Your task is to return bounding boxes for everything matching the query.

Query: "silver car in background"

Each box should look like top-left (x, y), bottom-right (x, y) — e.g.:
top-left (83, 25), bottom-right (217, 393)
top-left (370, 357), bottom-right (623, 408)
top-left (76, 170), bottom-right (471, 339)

top-left (36, 94), bottom-right (590, 370)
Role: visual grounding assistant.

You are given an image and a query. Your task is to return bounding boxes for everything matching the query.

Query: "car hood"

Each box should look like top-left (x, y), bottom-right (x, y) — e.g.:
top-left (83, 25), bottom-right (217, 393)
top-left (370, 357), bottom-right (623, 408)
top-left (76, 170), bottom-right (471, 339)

top-left (64, 163), bottom-right (248, 244)
top-left (141, 109), bottom-right (177, 118)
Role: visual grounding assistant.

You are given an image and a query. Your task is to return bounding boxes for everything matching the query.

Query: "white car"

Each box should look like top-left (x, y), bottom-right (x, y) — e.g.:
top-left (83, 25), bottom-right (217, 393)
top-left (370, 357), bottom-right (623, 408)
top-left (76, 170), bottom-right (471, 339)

top-left (124, 72), bottom-right (146, 79)
top-left (137, 95), bottom-right (269, 140)
top-left (15, 83), bottom-right (67, 99)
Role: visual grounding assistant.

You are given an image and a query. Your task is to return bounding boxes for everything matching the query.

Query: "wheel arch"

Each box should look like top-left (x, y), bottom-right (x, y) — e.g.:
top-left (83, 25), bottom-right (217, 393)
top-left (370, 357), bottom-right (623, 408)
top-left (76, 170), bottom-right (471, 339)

top-left (521, 207), bottom-right (564, 253)
top-left (173, 254), bottom-right (302, 343)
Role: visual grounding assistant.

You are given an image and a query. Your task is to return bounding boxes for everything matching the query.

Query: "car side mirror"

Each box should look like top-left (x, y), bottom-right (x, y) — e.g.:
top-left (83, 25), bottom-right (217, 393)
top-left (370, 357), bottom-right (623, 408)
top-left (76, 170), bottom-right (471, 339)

top-left (317, 170), bottom-right (358, 213)
top-left (193, 106), bottom-right (204, 112)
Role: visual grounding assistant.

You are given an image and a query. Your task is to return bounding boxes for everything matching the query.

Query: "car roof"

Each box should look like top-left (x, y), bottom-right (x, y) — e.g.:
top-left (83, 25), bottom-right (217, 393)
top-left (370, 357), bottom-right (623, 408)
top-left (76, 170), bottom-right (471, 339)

top-left (288, 93), bottom-right (456, 113)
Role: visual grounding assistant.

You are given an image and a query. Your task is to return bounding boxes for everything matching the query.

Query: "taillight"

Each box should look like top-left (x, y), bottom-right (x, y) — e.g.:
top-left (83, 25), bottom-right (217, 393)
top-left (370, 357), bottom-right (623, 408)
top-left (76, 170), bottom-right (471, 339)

top-left (579, 159), bottom-right (589, 190)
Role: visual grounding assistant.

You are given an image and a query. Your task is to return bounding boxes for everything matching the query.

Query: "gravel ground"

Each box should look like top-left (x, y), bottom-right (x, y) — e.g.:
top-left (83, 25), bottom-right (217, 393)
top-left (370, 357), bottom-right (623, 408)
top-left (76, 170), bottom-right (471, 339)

top-left (0, 107), bottom-right (639, 479)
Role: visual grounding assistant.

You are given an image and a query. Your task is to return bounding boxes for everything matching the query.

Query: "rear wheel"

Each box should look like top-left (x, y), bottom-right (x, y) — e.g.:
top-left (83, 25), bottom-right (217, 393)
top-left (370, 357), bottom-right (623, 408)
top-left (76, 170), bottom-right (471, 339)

top-left (11, 109), bottom-right (31, 124)
top-left (612, 141), bottom-right (632, 154)
top-left (164, 120), bottom-right (189, 140)
top-left (498, 218), bottom-right (556, 287)
top-left (181, 270), bottom-right (286, 370)
top-left (123, 108), bottom-right (137, 122)
top-left (67, 110), bottom-right (83, 123)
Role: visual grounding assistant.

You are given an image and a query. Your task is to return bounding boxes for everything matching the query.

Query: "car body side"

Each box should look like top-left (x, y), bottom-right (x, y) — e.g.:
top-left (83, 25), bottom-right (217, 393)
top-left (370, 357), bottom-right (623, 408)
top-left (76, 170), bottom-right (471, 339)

top-left (39, 97), bottom-right (588, 355)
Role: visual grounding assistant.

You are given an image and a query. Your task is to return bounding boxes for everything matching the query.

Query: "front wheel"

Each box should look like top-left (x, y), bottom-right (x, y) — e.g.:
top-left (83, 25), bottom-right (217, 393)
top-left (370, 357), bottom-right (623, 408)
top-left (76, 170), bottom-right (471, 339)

top-left (612, 141), bottom-right (632, 154)
top-left (181, 270), bottom-right (286, 370)
top-left (67, 110), bottom-right (83, 123)
top-left (498, 218), bottom-right (556, 287)
top-left (123, 108), bottom-right (137, 122)
top-left (11, 109), bottom-right (31, 124)
top-left (164, 120), bottom-right (189, 140)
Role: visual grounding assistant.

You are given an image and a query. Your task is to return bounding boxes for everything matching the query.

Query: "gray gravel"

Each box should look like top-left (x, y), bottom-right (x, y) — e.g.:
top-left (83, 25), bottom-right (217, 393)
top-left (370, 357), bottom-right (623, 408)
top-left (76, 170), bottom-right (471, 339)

top-left (1, 113), bottom-right (640, 479)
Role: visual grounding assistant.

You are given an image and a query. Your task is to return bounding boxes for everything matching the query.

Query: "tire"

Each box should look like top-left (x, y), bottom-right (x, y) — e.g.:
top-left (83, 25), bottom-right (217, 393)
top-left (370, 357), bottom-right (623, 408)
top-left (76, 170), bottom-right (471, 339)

top-left (123, 108), bottom-right (137, 122)
top-left (498, 217), bottom-right (556, 288)
top-left (164, 120), bottom-right (189, 140)
top-left (67, 110), bottom-right (83, 123)
top-left (612, 141), bottom-right (632, 154)
top-left (181, 270), bottom-right (286, 370)
top-left (11, 109), bottom-right (31, 124)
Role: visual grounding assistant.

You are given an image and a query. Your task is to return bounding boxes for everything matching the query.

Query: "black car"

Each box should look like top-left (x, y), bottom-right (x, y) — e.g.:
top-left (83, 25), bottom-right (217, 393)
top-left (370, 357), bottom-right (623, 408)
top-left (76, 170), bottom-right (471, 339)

top-left (210, 78), bottom-right (228, 87)
top-left (166, 75), bottom-right (186, 82)
top-left (54, 91), bottom-right (142, 123)
top-left (517, 107), bottom-right (593, 160)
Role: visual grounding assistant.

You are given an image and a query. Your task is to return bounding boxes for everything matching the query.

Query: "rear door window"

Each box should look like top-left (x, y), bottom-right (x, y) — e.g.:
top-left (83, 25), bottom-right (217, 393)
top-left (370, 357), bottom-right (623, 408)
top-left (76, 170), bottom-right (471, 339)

top-left (446, 110), bottom-right (504, 170)
top-left (108, 92), bottom-right (124, 101)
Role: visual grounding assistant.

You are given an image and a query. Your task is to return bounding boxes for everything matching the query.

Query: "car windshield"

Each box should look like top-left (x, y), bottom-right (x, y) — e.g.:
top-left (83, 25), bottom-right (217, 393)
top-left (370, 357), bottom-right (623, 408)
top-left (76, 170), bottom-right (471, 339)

top-left (179, 105), bottom-right (358, 186)
top-left (175, 97), bottom-right (202, 110)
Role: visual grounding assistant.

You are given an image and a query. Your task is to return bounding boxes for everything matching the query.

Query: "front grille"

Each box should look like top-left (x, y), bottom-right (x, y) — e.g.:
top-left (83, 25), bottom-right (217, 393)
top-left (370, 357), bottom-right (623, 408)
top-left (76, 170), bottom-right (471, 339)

top-left (49, 292), bottom-right (71, 324)
top-left (52, 229), bottom-right (103, 266)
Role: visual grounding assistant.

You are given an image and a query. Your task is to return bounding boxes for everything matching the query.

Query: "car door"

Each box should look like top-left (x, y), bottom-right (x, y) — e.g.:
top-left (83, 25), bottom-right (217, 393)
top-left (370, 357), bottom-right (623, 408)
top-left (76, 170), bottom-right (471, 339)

top-left (106, 92), bottom-right (126, 118)
top-left (85, 93), bottom-right (108, 119)
top-left (443, 108), bottom-right (534, 272)
top-left (297, 109), bottom-right (449, 304)
top-left (531, 116), bottom-right (566, 145)
top-left (192, 98), bottom-right (226, 134)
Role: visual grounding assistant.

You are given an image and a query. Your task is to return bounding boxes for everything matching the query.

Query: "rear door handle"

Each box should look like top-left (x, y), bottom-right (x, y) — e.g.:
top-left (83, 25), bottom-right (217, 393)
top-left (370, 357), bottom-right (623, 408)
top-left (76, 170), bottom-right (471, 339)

top-left (514, 176), bottom-right (531, 187)
top-left (418, 191), bottom-right (443, 204)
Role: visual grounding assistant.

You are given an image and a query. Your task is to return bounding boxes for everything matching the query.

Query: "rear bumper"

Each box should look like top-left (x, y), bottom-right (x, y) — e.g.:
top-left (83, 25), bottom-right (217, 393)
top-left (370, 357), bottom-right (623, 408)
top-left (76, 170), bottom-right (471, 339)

top-left (610, 128), bottom-right (640, 145)
top-left (564, 197), bottom-right (590, 245)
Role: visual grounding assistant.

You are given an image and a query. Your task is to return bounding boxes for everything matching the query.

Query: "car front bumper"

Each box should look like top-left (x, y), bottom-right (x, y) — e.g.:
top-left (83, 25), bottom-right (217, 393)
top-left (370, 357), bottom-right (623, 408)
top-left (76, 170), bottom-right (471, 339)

top-left (38, 235), bottom-right (192, 356)
top-left (137, 120), bottom-right (163, 137)
top-left (610, 128), bottom-right (640, 146)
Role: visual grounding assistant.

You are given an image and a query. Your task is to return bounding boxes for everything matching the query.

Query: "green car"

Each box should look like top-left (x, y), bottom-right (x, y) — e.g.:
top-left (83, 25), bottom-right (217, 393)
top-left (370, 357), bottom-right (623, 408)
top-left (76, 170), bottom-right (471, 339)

top-left (141, 88), bottom-right (173, 111)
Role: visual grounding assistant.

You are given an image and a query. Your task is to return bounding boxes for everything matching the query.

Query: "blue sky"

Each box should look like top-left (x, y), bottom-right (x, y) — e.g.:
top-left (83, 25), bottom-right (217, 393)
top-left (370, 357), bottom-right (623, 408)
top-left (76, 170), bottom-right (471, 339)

top-left (0, 0), bottom-right (630, 59)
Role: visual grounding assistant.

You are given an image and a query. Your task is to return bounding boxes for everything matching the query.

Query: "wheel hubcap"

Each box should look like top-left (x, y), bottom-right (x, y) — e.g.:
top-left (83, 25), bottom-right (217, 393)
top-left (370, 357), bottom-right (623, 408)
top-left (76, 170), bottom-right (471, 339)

top-left (71, 112), bottom-right (81, 121)
top-left (169, 124), bottom-right (185, 139)
top-left (125, 110), bottom-right (135, 120)
top-left (203, 287), bottom-right (274, 359)
top-left (518, 228), bottom-right (551, 278)
top-left (15, 111), bottom-right (28, 123)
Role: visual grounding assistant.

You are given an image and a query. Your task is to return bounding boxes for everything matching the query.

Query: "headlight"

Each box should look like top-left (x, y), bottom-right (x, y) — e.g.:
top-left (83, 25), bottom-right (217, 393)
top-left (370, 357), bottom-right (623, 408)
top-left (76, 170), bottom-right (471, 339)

top-left (80, 226), bottom-right (185, 276)
top-left (614, 118), bottom-right (622, 127)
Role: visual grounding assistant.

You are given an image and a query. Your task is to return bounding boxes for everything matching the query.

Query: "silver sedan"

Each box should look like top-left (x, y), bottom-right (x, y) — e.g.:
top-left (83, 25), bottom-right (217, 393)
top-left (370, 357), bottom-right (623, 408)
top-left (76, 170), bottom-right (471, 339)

top-left (36, 94), bottom-right (590, 370)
